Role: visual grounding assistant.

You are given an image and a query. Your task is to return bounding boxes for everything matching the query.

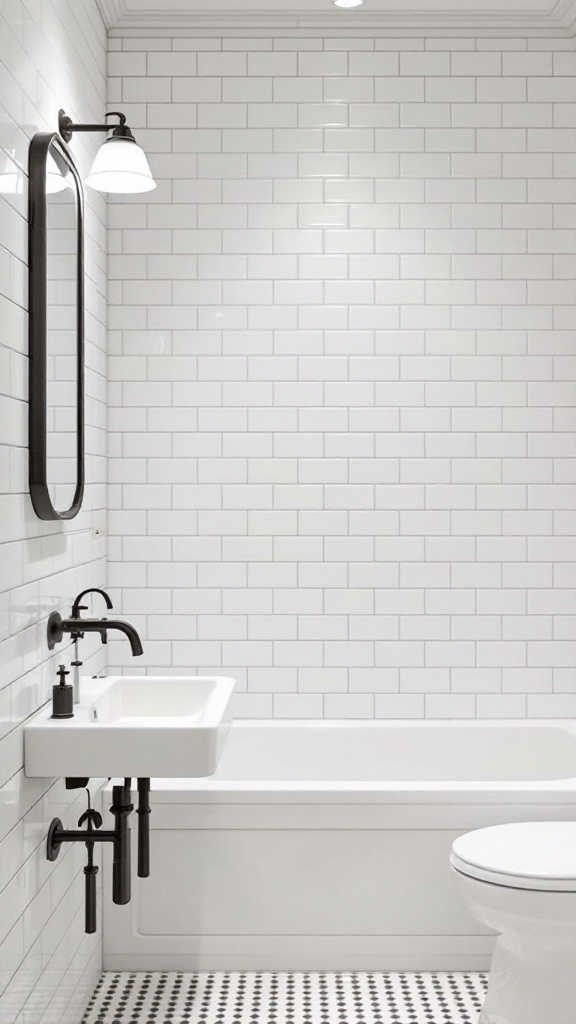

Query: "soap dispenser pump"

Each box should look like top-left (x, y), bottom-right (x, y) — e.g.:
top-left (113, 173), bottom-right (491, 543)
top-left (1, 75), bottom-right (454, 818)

top-left (51, 664), bottom-right (74, 719)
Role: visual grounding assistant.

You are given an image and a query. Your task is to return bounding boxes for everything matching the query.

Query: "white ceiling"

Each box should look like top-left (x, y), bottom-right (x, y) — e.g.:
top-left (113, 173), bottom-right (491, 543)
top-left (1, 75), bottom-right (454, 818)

top-left (120, 0), bottom-right (569, 11)
top-left (99, 0), bottom-right (576, 34)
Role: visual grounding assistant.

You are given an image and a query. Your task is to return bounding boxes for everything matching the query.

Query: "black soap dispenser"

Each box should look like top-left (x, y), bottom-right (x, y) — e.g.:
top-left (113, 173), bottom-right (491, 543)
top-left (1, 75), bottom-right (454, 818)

top-left (51, 664), bottom-right (74, 719)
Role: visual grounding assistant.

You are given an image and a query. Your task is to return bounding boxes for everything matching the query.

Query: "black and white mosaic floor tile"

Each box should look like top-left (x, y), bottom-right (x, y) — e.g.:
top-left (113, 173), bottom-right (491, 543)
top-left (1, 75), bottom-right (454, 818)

top-left (84, 971), bottom-right (488, 1023)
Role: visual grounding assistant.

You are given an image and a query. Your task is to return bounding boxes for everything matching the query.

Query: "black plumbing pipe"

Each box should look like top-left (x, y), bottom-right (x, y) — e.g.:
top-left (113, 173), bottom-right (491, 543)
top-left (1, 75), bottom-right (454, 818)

top-left (137, 778), bottom-right (151, 878)
top-left (48, 782), bottom-right (137, 928)
top-left (85, 859), bottom-right (98, 933)
top-left (48, 824), bottom-right (115, 853)
top-left (110, 781), bottom-right (133, 905)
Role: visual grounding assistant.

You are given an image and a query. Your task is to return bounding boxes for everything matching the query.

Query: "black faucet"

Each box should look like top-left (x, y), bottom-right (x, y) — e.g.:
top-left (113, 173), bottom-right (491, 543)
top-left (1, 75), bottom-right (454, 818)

top-left (47, 587), bottom-right (144, 658)
top-left (49, 614), bottom-right (144, 656)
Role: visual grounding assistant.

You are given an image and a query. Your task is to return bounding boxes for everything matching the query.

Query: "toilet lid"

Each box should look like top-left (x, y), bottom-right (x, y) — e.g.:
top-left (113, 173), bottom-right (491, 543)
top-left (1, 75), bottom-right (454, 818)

top-left (451, 822), bottom-right (576, 891)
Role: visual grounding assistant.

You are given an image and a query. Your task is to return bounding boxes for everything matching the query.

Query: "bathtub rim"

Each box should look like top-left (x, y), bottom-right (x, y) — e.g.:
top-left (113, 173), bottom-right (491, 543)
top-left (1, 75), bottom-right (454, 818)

top-left (105, 718), bottom-right (576, 803)
top-left (135, 781), bottom-right (576, 804)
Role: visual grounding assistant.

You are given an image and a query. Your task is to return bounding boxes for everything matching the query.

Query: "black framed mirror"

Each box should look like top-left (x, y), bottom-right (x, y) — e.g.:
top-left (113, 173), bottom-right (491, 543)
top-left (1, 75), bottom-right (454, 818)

top-left (28, 131), bottom-right (85, 520)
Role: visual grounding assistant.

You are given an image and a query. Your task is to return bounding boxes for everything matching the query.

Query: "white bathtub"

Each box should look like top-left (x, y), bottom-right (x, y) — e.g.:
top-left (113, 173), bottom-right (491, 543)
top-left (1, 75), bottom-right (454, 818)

top-left (103, 720), bottom-right (576, 972)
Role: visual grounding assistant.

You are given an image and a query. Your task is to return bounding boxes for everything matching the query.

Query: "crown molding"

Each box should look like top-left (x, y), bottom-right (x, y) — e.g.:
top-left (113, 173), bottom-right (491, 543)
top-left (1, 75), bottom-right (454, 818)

top-left (554, 0), bottom-right (576, 33)
top-left (96, 0), bottom-right (127, 30)
top-left (102, 1), bottom-right (576, 36)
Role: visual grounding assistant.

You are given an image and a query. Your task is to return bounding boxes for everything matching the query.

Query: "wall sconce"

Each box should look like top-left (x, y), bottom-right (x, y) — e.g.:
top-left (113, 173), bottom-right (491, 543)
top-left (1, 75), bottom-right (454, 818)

top-left (58, 109), bottom-right (156, 194)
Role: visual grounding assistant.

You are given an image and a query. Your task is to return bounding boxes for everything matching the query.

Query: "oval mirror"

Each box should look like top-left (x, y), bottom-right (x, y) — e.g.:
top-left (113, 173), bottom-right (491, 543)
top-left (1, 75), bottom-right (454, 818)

top-left (28, 132), bottom-right (84, 520)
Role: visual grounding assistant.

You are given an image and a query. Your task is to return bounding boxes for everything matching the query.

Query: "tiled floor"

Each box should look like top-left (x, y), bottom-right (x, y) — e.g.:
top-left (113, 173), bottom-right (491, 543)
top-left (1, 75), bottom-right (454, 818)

top-left (83, 971), bottom-right (488, 1023)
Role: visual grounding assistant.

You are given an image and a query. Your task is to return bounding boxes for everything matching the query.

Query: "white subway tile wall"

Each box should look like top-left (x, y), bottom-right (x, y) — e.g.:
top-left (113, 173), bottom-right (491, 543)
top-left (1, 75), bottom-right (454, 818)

top-left (107, 33), bottom-right (576, 721)
top-left (0, 1), bottom-right (107, 1021)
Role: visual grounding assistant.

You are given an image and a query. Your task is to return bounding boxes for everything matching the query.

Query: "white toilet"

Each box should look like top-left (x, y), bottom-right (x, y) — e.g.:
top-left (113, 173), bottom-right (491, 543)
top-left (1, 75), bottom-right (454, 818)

top-left (451, 821), bottom-right (576, 1024)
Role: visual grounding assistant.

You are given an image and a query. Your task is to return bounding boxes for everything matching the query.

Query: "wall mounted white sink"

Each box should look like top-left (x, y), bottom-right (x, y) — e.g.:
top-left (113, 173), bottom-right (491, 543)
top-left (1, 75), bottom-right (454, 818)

top-left (24, 675), bottom-right (235, 778)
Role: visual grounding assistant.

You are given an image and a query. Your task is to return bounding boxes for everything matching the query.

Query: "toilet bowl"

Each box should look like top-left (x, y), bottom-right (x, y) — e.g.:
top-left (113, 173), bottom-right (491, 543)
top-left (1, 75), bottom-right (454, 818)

top-left (451, 821), bottom-right (576, 1024)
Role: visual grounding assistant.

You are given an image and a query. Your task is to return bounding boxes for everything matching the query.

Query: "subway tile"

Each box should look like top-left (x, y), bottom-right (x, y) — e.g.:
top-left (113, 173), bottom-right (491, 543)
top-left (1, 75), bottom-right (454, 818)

top-left (97, 35), bottom-right (576, 737)
top-left (324, 77), bottom-right (374, 102)
top-left (0, 0), bottom-right (108, 1015)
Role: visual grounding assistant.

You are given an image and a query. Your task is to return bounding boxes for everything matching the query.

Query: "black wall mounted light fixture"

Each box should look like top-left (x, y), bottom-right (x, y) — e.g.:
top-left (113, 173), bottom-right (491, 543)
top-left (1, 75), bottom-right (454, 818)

top-left (58, 109), bottom-right (156, 193)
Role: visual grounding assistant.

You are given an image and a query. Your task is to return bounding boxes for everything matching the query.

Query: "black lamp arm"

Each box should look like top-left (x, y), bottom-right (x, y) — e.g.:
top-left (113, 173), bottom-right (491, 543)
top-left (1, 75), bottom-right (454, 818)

top-left (58, 109), bottom-right (129, 143)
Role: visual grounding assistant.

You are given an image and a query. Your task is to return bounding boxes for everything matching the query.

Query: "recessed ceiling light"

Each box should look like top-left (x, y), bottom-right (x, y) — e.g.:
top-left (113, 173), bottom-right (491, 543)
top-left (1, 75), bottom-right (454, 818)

top-left (333, 0), bottom-right (365, 7)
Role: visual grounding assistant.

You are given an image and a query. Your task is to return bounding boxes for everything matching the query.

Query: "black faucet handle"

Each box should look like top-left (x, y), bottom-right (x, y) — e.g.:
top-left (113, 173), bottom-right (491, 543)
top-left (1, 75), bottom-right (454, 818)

top-left (78, 807), bottom-right (103, 830)
top-left (72, 589), bottom-right (113, 619)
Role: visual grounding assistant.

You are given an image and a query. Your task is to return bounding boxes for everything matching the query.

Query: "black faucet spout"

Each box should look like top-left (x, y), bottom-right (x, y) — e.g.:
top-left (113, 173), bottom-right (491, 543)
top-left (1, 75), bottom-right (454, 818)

top-left (93, 618), bottom-right (144, 656)
top-left (47, 611), bottom-right (144, 656)
top-left (67, 618), bottom-right (144, 657)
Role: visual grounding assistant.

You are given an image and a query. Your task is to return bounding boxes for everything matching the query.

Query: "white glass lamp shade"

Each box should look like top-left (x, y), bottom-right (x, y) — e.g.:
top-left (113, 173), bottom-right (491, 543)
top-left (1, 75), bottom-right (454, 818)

top-left (85, 136), bottom-right (156, 194)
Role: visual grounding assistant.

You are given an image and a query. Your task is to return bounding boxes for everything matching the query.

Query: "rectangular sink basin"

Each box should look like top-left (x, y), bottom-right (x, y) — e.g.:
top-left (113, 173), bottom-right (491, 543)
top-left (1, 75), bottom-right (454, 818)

top-left (24, 675), bottom-right (235, 779)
